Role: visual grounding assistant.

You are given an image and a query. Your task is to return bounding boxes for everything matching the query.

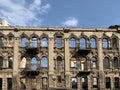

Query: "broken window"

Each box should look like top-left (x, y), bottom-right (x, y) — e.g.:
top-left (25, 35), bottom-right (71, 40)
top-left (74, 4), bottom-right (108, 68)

top-left (21, 37), bottom-right (27, 47)
top-left (105, 77), bottom-right (111, 88)
top-left (31, 57), bottom-right (37, 70)
top-left (0, 57), bottom-right (3, 68)
top-left (90, 37), bottom-right (96, 48)
top-left (113, 57), bottom-right (119, 69)
top-left (56, 36), bottom-right (62, 48)
top-left (91, 57), bottom-right (97, 69)
top-left (32, 37), bottom-right (37, 48)
top-left (80, 37), bottom-right (87, 49)
top-left (7, 78), bottom-right (12, 89)
top-left (71, 57), bottom-right (77, 68)
top-left (56, 56), bottom-right (62, 70)
top-left (102, 38), bottom-right (108, 48)
top-left (82, 77), bottom-right (88, 90)
top-left (104, 57), bottom-right (110, 69)
top-left (70, 37), bottom-right (76, 48)
top-left (41, 56), bottom-right (48, 68)
top-left (112, 38), bottom-right (117, 49)
top-left (93, 77), bottom-right (98, 88)
top-left (114, 77), bottom-right (119, 89)
top-left (41, 37), bottom-right (48, 48)
top-left (71, 77), bottom-right (78, 89)
top-left (0, 37), bottom-right (4, 47)
top-left (8, 57), bottom-right (13, 68)
top-left (57, 76), bottom-right (62, 83)
top-left (20, 57), bottom-right (26, 68)
top-left (81, 57), bottom-right (87, 70)
top-left (8, 36), bottom-right (14, 47)
top-left (0, 78), bottom-right (2, 89)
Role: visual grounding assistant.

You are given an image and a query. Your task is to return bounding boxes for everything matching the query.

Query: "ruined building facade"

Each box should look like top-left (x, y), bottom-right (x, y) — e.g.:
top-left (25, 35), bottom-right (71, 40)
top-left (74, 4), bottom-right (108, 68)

top-left (0, 26), bottom-right (120, 90)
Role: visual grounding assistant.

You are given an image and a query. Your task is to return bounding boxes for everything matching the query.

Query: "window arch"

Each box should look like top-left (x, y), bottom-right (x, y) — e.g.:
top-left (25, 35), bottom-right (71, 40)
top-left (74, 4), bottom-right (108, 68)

top-left (8, 57), bottom-right (13, 68)
top-left (31, 57), bottom-right (37, 70)
top-left (41, 37), bottom-right (48, 48)
top-left (90, 37), bottom-right (96, 48)
top-left (32, 37), bottom-right (37, 48)
top-left (70, 37), bottom-right (76, 48)
top-left (56, 56), bottom-right (62, 70)
top-left (21, 37), bottom-right (27, 47)
top-left (104, 57), bottom-right (110, 69)
top-left (102, 38), bottom-right (109, 48)
top-left (80, 37), bottom-right (87, 49)
top-left (113, 57), bottom-right (119, 69)
top-left (0, 56), bottom-right (3, 68)
top-left (91, 57), bottom-right (97, 69)
top-left (41, 56), bottom-right (48, 68)
top-left (0, 37), bottom-right (4, 47)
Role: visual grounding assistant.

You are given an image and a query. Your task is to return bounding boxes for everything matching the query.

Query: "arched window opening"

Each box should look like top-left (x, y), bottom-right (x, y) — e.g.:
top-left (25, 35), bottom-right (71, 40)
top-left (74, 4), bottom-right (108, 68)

top-left (70, 37), bottom-right (76, 48)
top-left (32, 37), bottom-right (37, 48)
top-left (56, 56), bottom-right (62, 70)
top-left (41, 56), bottom-right (48, 68)
top-left (81, 57), bottom-right (87, 70)
top-left (112, 38), bottom-right (117, 49)
top-left (20, 57), bottom-right (26, 68)
top-left (92, 77), bottom-right (98, 88)
top-left (91, 57), bottom-right (97, 69)
top-left (31, 57), bottom-right (37, 70)
top-left (72, 77), bottom-right (78, 89)
top-left (80, 37), bottom-right (87, 49)
top-left (0, 57), bottom-right (3, 68)
top-left (71, 57), bottom-right (77, 68)
top-left (113, 57), bottom-right (119, 69)
top-left (41, 37), bottom-right (48, 48)
top-left (104, 57), bottom-right (110, 69)
top-left (0, 37), bottom-right (4, 47)
top-left (114, 77), bottom-right (119, 89)
top-left (21, 37), bottom-right (27, 47)
top-left (8, 36), bottom-right (14, 47)
top-left (56, 36), bottom-right (62, 48)
top-left (105, 77), bottom-right (111, 88)
top-left (102, 38), bottom-right (109, 48)
top-left (8, 57), bottom-right (13, 68)
top-left (90, 38), bottom-right (96, 48)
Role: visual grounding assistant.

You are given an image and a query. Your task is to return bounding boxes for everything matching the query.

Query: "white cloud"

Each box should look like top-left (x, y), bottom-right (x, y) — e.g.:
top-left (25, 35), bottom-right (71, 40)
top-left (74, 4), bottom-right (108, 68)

top-left (62, 17), bottom-right (78, 27)
top-left (0, 0), bottom-right (50, 26)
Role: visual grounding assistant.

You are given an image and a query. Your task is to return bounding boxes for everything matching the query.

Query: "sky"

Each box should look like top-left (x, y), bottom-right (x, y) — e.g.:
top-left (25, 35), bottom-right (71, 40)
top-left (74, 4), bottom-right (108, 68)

top-left (0, 0), bottom-right (120, 28)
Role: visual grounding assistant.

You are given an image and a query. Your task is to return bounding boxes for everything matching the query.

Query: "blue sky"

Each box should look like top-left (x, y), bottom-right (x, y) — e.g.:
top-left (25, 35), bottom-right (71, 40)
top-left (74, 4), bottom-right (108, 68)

top-left (0, 0), bottom-right (120, 28)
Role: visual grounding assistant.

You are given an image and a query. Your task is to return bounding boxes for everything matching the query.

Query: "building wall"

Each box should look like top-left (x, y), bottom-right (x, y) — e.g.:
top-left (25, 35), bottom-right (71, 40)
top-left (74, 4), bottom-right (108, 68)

top-left (0, 26), bottom-right (120, 90)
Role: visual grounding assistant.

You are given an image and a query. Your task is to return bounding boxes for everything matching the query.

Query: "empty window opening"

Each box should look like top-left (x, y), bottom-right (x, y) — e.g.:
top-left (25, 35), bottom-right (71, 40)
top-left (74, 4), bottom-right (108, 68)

top-left (57, 76), bottom-right (62, 83)
top-left (8, 57), bottom-right (13, 68)
top-left (112, 38), bottom-right (117, 49)
top-left (104, 57), bottom-right (110, 69)
top-left (82, 77), bottom-right (88, 90)
top-left (70, 37), bottom-right (76, 48)
top-left (56, 56), bottom-right (62, 70)
top-left (41, 37), bottom-right (48, 47)
top-left (31, 57), bottom-right (37, 70)
top-left (114, 77), bottom-right (119, 89)
top-left (106, 77), bottom-right (111, 88)
top-left (0, 78), bottom-right (2, 89)
top-left (56, 36), bottom-right (62, 48)
top-left (0, 57), bottom-right (3, 68)
top-left (32, 37), bottom-right (37, 48)
top-left (71, 57), bottom-right (77, 68)
top-left (91, 57), bottom-right (97, 69)
top-left (21, 37), bottom-right (27, 47)
top-left (93, 77), bottom-right (98, 88)
top-left (72, 77), bottom-right (78, 89)
top-left (41, 56), bottom-right (48, 68)
top-left (7, 78), bottom-right (12, 89)
top-left (90, 38), bottom-right (96, 48)
top-left (8, 36), bottom-right (14, 47)
top-left (102, 38), bottom-right (108, 48)
top-left (0, 37), bottom-right (4, 47)
top-left (80, 37), bottom-right (87, 49)
top-left (81, 57), bottom-right (87, 70)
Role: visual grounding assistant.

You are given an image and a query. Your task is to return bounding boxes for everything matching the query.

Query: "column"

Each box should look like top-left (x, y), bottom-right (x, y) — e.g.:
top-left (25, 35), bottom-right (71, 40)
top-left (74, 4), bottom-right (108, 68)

top-left (48, 33), bottom-right (54, 88)
top-left (77, 77), bottom-right (81, 90)
top-left (97, 38), bottom-right (105, 90)
top-left (88, 76), bottom-right (92, 90)
top-left (64, 37), bottom-right (70, 88)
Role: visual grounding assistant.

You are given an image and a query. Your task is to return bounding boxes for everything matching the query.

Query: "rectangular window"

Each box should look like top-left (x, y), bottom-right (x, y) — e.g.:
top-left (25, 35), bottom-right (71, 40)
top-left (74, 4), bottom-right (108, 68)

top-left (106, 77), bottom-right (111, 88)
top-left (93, 78), bottom-right (98, 88)
top-left (72, 77), bottom-right (77, 89)
top-left (7, 78), bottom-right (12, 89)
top-left (56, 37), bottom-right (62, 48)
top-left (0, 78), bottom-right (2, 89)
top-left (115, 77), bottom-right (119, 89)
top-left (57, 76), bottom-right (62, 83)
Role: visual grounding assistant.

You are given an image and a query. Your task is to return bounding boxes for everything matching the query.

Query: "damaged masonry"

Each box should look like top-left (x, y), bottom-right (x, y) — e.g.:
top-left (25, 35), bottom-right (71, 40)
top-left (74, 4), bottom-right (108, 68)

top-left (0, 23), bottom-right (120, 90)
